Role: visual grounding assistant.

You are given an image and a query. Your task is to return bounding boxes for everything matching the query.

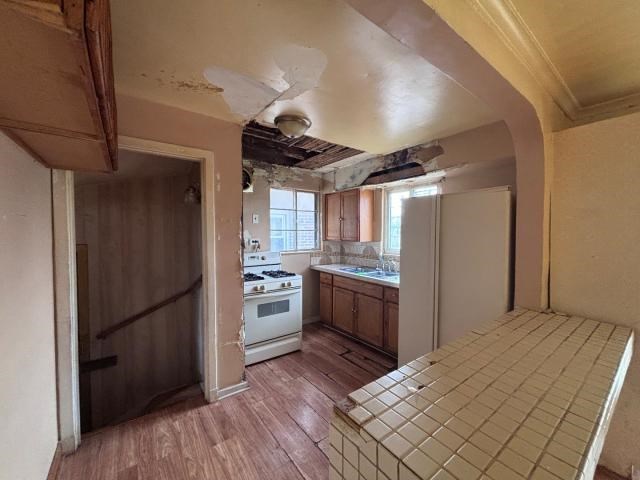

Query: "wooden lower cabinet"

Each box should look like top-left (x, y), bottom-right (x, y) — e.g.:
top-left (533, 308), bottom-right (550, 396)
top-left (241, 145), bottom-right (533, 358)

top-left (332, 287), bottom-right (355, 334)
top-left (384, 301), bottom-right (399, 354)
top-left (319, 272), bottom-right (398, 356)
top-left (355, 294), bottom-right (383, 347)
top-left (319, 282), bottom-right (333, 325)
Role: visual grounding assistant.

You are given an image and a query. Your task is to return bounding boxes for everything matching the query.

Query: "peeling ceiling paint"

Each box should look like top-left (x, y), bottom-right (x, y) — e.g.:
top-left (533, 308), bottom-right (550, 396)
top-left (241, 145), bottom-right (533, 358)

top-left (244, 158), bottom-right (323, 189)
top-left (273, 45), bottom-right (328, 102)
top-left (203, 44), bottom-right (327, 121)
top-left (332, 142), bottom-right (443, 189)
top-left (203, 67), bottom-right (280, 120)
top-left (111, 0), bottom-right (499, 154)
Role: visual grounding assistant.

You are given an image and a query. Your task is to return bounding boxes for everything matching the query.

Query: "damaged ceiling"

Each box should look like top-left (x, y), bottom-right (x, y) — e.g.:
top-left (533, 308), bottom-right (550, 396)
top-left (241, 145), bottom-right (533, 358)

top-left (110, 0), bottom-right (500, 156)
top-left (242, 121), bottom-right (363, 168)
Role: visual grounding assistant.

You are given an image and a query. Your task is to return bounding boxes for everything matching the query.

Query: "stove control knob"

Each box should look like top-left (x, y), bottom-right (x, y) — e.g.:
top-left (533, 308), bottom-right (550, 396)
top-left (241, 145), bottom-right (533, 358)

top-left (281, 282), bottom-right (287, 288)
top-left (259, 285), bottom-right (266, 291)
top-left (287, 281), bottom-right (292, 287)
top-left (261, 256), bottom-right (266, 260)
top-left (253, 286), bottom-right (260, 292)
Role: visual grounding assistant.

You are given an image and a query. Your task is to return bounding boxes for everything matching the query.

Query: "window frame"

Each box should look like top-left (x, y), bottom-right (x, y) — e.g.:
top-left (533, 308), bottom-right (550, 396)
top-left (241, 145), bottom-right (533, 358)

top-left (383, 183), bottom-right (439, 254)
top-left (269, 187), bottom-right (320, 253)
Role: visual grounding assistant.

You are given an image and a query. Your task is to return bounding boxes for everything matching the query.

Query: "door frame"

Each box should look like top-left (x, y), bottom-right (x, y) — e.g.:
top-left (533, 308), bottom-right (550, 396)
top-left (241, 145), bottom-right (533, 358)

top-left (53, 136), bottom-right (219, 452)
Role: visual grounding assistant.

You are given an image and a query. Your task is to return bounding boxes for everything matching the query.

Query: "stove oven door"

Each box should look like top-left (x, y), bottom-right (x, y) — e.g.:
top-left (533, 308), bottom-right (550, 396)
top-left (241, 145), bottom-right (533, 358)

top-left (243, 288), bottom-right (302, 346)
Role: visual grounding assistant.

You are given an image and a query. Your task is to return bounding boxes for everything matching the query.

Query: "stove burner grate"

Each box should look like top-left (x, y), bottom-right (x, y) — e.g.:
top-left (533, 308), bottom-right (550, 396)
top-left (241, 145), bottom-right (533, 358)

top-left (244, 273), bottom-right (265, 281)
top-left (262, 270), bottom-right (296, 278)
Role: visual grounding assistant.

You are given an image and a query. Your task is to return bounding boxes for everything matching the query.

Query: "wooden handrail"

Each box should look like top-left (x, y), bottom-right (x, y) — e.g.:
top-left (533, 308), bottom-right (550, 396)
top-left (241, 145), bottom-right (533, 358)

top-left (96, 275), bottom-right (202, 340)
top-left (80, 355), bottom-right (118, 374)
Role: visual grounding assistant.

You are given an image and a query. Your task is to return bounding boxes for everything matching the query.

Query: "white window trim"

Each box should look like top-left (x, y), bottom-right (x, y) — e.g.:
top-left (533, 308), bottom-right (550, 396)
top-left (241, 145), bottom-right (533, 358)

top-left (383, 183), bottom-right (440, 254)
top-left (269, 187), bottom-right (320, 253)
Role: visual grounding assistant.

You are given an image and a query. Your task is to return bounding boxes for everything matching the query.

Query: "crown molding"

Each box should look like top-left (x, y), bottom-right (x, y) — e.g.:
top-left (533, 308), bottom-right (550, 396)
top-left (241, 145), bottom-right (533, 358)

top-left (466, 0), bottom-right (640, 124)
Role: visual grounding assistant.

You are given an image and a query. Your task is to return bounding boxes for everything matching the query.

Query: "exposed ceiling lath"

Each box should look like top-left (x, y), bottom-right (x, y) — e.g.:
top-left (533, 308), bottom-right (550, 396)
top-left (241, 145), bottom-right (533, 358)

top-left (242, 121), bottom-right (363, 169)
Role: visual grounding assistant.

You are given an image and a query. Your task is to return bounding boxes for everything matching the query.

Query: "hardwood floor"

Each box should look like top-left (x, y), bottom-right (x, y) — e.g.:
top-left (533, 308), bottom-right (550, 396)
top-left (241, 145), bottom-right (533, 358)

top-left (57, 323), bottom-right (396, 480)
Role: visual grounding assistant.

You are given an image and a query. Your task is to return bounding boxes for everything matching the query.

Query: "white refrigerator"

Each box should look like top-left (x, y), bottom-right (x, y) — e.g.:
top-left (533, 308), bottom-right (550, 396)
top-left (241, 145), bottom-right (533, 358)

top-left (398, 187), bottom-right (513, 365)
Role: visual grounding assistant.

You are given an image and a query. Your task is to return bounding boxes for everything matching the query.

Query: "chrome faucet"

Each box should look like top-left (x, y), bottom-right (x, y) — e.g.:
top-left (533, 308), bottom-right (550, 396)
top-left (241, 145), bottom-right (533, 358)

top-left (390, 260), bottom-right (399, 274)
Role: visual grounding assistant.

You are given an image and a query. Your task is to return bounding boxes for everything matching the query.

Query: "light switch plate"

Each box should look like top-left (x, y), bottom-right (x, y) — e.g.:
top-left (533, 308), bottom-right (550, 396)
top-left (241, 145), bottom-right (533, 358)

top-left (252, 214), bottom-right (259, 224)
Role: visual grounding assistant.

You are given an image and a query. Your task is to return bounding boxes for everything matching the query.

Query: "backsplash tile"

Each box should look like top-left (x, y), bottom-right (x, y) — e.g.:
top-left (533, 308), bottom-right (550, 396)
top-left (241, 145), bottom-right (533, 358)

top-left (311, 240), bottom-right (400, 270)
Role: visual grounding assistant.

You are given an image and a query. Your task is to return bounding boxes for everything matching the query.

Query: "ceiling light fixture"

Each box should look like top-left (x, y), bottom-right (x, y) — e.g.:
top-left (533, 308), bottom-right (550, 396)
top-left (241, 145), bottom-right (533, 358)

top-left (274, 114), bottom-right (312, 139)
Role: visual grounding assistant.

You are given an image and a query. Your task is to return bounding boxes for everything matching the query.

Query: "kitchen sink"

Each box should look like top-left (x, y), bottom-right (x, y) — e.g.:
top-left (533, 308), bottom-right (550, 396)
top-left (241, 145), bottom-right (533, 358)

top-left (339, 267), bottom-right (374, 273)
top-left (339, 266), bottom-right (399, 280)
top-left (361, 271), bottom-right (399, 279)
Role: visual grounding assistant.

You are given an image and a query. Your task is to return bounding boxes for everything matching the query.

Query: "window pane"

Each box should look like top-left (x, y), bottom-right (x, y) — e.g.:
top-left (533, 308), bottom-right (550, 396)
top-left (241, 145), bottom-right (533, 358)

top-left (270, 209), bottom-right (296, 230)
top-left (296, 191), bottom-right (316, 211)
top-left (270, 188), bottom-right (294, 209)
top-left (269, 189), bottom-right (318, 252)
top-left (270, 231), bottom-right (296, 252)
top-left (413, 185), bottom-right (438, 197)
top-left (387, 190), bottom-right (410, 252)
top-left (297, 230), bottom-right (317, 250)
top-left (388, 216), bottom-right (402, 251)
top-left (296, 210), bottom-right (316, 231)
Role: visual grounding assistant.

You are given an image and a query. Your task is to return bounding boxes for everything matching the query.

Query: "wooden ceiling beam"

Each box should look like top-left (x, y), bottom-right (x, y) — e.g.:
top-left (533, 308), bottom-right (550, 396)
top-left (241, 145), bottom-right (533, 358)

top-left (242, 121), bottom-right (364, 169)
top-left (242, 135), bottom-right (309, 159)
top-left (295, 146), bottom-right (363, 169)
top-left (242, 145), bottom-right (299, 167)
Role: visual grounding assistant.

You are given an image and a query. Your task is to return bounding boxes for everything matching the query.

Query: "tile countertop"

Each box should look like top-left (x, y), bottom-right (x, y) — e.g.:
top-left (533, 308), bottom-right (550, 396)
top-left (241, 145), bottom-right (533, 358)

top-left (329, 308), bottom-right (634, 480)
top-left (311, 264), bottom-right (400, 288)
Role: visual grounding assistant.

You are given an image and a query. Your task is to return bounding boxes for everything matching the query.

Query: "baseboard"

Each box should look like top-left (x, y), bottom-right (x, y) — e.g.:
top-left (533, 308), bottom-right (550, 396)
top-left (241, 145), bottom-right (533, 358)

top-left (47, 443), bottom-right (63, 480)
top-left (209, 380), bottom-right (250, 402)
top-left (59, 435), bottom-right (77, 454)
top-left (303, 315), bottom-right (320, 325)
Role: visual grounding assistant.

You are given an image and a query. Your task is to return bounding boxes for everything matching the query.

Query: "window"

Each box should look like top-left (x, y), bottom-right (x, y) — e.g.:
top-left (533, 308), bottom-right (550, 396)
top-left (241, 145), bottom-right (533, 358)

top-left (384, 184), bottom-right (439, 253)
top-left (270, 188), bottom-right (319, 252)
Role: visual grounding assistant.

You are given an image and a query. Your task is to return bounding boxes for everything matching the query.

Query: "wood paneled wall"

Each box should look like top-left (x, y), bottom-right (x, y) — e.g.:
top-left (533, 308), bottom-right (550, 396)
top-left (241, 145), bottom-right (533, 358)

top-left (75, 173), bottom-right (202, 429)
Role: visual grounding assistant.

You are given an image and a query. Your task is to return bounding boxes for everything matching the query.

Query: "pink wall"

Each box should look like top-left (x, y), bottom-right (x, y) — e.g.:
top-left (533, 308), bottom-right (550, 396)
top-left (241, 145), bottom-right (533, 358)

top-left (0, 133), bottom-right (58, 479)
top-left (116, 94), bottom-right (244, 389)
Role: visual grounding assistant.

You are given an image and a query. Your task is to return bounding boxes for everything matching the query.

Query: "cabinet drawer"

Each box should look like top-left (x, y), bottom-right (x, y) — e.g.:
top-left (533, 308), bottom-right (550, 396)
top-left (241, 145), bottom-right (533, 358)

top-left (334, 275), bottom-right (383, 299)
top-left (319, 272), bottom-right (333, 285)
top-left (384, 287), bottom-right (399, 303)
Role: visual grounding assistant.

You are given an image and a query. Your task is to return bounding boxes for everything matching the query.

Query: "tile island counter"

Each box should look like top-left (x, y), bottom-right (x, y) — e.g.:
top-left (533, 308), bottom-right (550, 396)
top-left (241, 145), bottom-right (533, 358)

top-left (329, 308), bottom-right (633, 480)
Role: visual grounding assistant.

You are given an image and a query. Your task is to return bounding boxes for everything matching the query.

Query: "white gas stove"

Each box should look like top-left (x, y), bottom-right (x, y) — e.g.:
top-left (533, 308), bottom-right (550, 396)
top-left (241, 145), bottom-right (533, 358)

top-left (243, 252), bottom-right (302, 365)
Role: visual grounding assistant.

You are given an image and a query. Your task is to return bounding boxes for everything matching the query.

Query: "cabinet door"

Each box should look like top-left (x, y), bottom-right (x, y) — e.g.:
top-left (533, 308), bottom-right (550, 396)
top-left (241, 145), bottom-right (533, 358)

top-left (384, 302), bottom-right (399, 354)
top-left (355, 294), bottom-right (383, 347)
top-left (319, 283), bottom-right (333, 325)
top-left (324, 192), bottom-right (342, 241)
top-left (340, 190), bottom-right (360, 241)
top-left (332, 287), bottom-right (355, 334)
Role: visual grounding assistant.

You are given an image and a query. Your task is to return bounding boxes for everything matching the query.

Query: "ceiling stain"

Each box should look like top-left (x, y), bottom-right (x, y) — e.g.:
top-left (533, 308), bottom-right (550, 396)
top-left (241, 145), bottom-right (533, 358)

top-left (143, 71), bottom-right (226, 95)
top-left (170, 78), bottom-right (224, 94)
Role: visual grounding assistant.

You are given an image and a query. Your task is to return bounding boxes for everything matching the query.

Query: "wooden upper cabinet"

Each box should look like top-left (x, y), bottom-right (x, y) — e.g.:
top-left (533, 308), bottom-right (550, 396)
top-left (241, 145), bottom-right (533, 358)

top-left (324, 192), bottom-right (342, 241)
top-left (340, 190), bottom-right (360, 241)
top-left (0, 0), bottom-right (117, 172)
top-left (323, 189), bottom-right (374, 242)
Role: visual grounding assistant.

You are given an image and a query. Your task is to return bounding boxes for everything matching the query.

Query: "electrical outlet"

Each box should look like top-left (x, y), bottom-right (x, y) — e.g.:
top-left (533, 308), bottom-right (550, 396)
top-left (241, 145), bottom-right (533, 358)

top-left (252, 213), bottom-right (259, 224)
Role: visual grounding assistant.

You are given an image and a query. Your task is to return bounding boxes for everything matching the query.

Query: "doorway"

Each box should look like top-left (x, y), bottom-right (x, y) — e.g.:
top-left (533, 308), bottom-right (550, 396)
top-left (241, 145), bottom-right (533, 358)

top-left (53, 136), bottom-right (220, 451)
top-left (73, 149), bottom-right (204, 431)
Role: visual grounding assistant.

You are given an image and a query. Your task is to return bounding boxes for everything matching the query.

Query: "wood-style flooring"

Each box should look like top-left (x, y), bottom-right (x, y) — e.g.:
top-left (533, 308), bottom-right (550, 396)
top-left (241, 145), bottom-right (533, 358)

top-left (56, 323), bottom-right (396, 480)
